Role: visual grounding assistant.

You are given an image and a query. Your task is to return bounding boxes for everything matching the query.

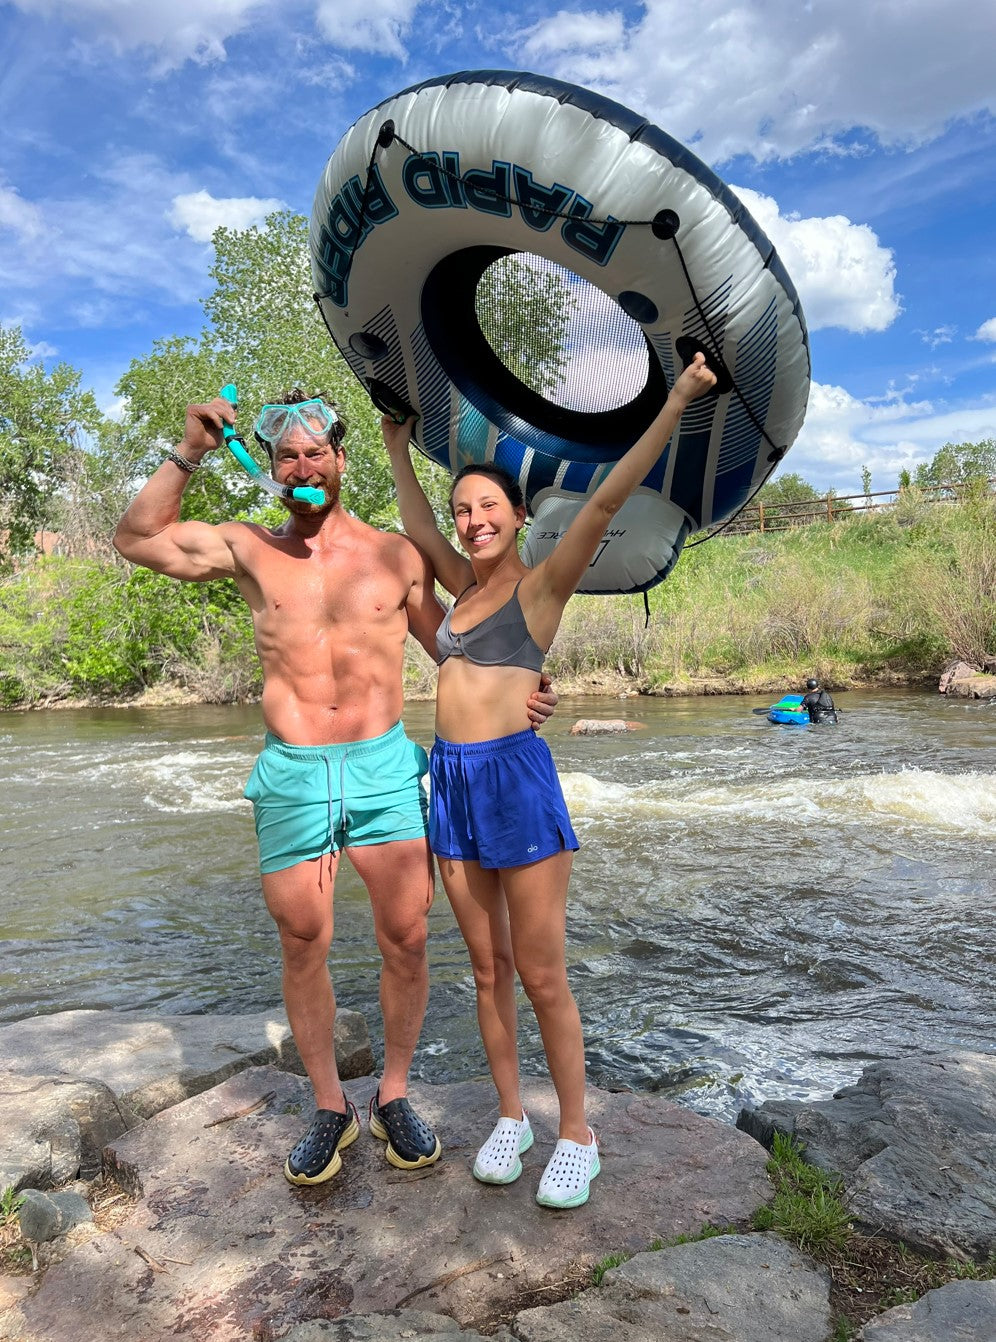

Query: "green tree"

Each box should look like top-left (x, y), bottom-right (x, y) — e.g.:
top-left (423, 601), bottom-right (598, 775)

top-left (0, 556), bottom-right (251, 704)
top-left (758, 472), bottom-right (822, 507)
top-left (115, 336), bottom-right (255, 525)
top-left (116, 213), bottom-right (415, 529)
top-left (753, 470), bottom-right (852, 527)
top-left (0, 325), bottom-right (105, 565)
top-left (204, 210), bottom-right (348, 404)
top-left (762, 472), bottom-right (853, 512)
top-left (475, 254), bottom-right (577, 398)
top-left (914, 439), bottom-right (996, 492)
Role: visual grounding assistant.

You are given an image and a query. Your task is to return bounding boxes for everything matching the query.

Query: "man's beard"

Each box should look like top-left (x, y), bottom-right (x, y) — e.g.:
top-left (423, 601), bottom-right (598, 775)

top-left (280, 474), bottom-right (340, 515)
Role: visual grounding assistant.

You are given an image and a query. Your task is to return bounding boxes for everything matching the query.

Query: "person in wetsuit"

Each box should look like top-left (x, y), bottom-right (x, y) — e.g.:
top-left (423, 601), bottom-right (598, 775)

top-left (801, 677), bottom-right (838, 723)
top-left (384, 353), bottom-right (717, 1209)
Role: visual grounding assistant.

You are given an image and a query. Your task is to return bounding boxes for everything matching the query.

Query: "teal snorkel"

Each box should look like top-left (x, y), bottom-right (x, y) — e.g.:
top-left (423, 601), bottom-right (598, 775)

top-left (218, 383), bottom-right (325, 506)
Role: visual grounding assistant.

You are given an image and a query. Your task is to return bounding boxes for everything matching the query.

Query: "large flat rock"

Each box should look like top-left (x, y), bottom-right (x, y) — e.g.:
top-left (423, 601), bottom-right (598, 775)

top-left (944, 674), bottom-right (996, 699)
top-left (511, 1233), bottom-right (832, 1342)
top-left (0, 1009), bottom-right (372, 1189)
top-left (737, 1051), bottom-right (996, 1260)
top-left (2, 1067), bottom-right (772, 1341)
top-left (858, 1279), bottom-right (996, 1340)
top-left (274, 1235), bottom-right (833, 1342)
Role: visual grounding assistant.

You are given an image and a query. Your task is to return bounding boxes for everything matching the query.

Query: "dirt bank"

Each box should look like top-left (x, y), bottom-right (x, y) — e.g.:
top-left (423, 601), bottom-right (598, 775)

top-left (5, 667), bottom-right (936, 713)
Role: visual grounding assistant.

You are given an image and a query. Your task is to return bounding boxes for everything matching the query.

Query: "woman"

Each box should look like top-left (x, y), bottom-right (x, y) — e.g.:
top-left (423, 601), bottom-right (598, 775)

top-left (384, 354), bottom-right (716, 1207)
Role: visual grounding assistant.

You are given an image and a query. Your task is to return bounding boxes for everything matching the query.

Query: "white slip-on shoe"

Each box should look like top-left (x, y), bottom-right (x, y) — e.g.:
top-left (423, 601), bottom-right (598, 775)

top-left (472, 1111), bottom-right (534, 1184)
top-left (535, 1127), bottom-right (600, 1208)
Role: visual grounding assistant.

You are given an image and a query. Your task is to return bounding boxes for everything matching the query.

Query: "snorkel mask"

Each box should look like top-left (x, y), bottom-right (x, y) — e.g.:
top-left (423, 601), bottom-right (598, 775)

top-left (253, 397), bottom-right (342, 452)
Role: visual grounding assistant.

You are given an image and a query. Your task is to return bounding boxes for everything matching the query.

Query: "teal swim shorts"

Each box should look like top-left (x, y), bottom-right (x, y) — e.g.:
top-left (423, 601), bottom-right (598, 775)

top-left (243, 722), bottom-right (430, 875)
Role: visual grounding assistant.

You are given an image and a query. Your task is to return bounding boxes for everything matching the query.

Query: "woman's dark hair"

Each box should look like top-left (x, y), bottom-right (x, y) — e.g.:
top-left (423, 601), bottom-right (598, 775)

top-left (448, 462), bottom-right (524, 515)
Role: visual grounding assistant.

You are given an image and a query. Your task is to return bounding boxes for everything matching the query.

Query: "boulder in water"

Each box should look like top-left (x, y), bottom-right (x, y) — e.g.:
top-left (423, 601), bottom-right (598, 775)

top-left (570, 719), bottom-right (644, 735)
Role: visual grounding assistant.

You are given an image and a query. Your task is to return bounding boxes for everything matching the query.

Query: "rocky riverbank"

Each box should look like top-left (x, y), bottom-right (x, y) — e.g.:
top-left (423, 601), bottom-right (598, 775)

top-left (1, 1010), bottom-right (994, 1341)
top-left (10, 655), bottom-right (996, 713)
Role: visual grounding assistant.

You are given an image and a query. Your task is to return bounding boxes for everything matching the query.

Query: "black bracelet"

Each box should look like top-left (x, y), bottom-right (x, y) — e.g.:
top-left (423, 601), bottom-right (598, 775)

top-left (164, 447), bottom-right (200, 474)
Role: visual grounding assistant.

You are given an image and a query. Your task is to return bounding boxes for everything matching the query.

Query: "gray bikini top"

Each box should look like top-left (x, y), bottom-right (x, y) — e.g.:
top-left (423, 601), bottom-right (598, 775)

top-left (435, 581), bottom-right (545, 672)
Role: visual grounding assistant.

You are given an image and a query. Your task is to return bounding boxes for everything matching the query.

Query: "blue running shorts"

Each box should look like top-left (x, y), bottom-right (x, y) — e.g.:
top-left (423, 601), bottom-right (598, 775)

top-left (244, 723), bottom-right (429, 875)
top-left (429, 728), bottom-right (579, 869)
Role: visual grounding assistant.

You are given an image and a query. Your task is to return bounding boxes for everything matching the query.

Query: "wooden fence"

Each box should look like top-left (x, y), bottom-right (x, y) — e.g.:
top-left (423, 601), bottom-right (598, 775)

top-left (724, 478), bottom-right (996, 535)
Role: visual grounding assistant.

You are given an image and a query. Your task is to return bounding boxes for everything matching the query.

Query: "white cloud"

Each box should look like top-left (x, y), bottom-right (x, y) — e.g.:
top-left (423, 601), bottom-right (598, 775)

top-left (0, 311), bottom-right (33, 338)
top-left (10, 1), bottom-right (994, 163)
top-left (0, 154), bottom-right (213, 328)
top-left (520, 9), bottom-right (623, 53)
top-left (0, 182), bottom-right (44, 240)
top-left (914, 325), bottom-right (957, 350)
top-left (973, 318), bottom-right (996, 343)
top-left (313, 0), bottom-right (420, 58)
top-left (786, 380), bottom-right (996, 492)
top-left (99, 393), bottom-right (129, 422)
top-left (555, 339), bottom-right (648, 414)
top-left (11, 0), bottom-right (263, 68)
top-left (169, 190), bottom-right (285, 243)
top-left (515, 0), bottom-right (996, 162)
top-left (12, 0), bottom-right (425, 69)
top-left (730, 186), bottom-right (899, 334)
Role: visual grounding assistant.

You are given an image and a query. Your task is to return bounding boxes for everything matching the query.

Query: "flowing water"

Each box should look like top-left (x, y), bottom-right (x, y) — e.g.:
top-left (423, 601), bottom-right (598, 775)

top-left (2, 690), bottom-right (994, 1122)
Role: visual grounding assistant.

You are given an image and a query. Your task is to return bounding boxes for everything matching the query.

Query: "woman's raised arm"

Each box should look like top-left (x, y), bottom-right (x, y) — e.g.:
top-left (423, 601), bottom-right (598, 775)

top-left (538, 354), bottom-right (717, 604)
top-left (381, 415), bottom-right (473, 598)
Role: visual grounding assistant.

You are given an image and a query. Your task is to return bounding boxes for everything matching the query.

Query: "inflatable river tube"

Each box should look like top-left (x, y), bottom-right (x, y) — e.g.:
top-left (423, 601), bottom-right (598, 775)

top-left (310, 70), bottom-right (810, 594)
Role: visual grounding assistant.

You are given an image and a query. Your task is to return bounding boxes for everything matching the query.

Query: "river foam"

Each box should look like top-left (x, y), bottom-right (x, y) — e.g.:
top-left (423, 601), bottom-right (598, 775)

top-left (560, 767), bottom-right (996, 838)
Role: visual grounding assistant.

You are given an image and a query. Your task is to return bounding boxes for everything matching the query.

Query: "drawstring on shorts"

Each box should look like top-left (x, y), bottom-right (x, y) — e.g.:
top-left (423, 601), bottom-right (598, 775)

top-left (324, 749), bottom-right (351, 853)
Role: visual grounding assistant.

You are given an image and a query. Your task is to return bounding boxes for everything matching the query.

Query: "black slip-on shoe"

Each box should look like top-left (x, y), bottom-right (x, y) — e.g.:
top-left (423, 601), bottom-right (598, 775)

top-left (368, 1091), bottom-right (441, 1169)
top-left (284, 1101), bottom-right (360, 1185)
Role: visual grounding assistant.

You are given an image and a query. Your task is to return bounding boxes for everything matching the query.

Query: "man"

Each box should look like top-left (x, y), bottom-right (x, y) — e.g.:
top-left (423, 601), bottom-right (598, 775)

top-left (800, 677), bottom-right (838, 724)
top-left (113, 390), bottom-right (555, 1186)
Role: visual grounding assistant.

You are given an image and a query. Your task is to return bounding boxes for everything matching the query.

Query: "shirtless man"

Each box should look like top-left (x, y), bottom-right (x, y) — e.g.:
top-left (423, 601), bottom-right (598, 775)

top-left (113, 391), bottom-right (555, 1186)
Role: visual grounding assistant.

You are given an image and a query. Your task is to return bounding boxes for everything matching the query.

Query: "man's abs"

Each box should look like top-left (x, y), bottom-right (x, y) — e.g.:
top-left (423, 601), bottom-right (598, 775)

top-left (259, 658), bottom-right (406, 745)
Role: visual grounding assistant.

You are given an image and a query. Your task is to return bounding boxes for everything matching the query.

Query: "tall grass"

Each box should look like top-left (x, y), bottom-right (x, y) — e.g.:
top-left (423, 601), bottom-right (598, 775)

top-left (546, 495), bottom-right (995, 690)
top-left (888, 496), bottom-right (996, 666)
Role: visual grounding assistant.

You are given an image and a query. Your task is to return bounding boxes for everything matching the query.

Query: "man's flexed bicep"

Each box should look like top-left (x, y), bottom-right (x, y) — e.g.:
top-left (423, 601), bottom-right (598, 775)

top-left (113, 395), bottom-right (241, 581)
top-left (114, 510), bottom-right (240, 582)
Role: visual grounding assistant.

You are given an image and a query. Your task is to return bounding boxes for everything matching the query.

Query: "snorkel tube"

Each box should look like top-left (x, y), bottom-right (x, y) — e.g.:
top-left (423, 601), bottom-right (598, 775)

top-left (218, 383), bottom-right (325, 506)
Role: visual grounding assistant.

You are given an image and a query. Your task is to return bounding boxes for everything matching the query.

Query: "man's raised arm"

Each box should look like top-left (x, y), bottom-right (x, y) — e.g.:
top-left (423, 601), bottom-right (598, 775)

top-left (402, 536), bottom-right (448, 657)
top-left (113, 398), bottom-right (240, 582)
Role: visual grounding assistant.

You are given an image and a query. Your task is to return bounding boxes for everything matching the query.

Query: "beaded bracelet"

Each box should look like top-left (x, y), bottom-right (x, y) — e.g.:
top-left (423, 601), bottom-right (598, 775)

top-left (164, 447), bottom-right (200, 473)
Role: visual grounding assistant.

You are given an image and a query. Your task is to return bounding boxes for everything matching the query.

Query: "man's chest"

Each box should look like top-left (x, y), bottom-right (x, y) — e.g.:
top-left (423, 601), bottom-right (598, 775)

top-left (249, 549), bottom-right (411, 626)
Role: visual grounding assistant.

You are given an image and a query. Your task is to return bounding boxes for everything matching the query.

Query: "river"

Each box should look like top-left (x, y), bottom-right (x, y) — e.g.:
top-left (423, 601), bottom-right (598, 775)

top-left (2, 689), bottom-right (994, 1122)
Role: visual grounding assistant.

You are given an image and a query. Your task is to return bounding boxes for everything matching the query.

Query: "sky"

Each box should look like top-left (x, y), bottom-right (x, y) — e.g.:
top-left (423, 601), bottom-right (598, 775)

top-left (1, 0), bottom-right (995, 495)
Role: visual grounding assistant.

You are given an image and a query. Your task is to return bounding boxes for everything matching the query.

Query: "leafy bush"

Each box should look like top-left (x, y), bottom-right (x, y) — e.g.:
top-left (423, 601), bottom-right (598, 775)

top-left (0, 557), bottom-right (254, 703)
